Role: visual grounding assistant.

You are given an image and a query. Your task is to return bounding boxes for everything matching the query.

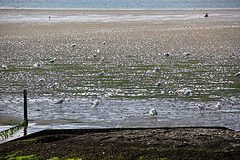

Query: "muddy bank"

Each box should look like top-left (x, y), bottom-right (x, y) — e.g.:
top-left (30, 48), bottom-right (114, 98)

top-left (0, 127), bottom-right (240, 159)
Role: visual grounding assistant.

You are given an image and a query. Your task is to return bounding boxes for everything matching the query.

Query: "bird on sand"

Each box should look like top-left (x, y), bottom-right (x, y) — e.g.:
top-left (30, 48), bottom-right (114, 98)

top-left (155, 81), bottom-right (161, 87)
top-left (34, 62), bottom-right (41, 67)
top-left (96, 48), bottom-right (100, 53)
top-left (149, 108), bottom-right (158, 115)
top-left (2, 64), bottom-right (8, 69)
top-left (50, 83), bottom-right (59, 89)
top-left (72, 44), bottom-right (76, 48)
top-left (235, 72), bottom-right (240, 77)
top-left (38, 78), bottom-right (45, 84)
top-left (215, 102), bottom-right (221, 110)
top-left (92, 100), bottom-right (100, 107)
top-left (184, 90), bottom-right (191, 96)
top-left (55, 99), bottom-right (64, 104)
top-left (153, 68), bottom-right (160, 73)
top-left (184, 52), bottom-right (190, 56)
top-left (196, 104), bottom-right (205, 111)
top-left (164, 52), bottom-right (170, 57)
top-left (99, 71), bottom-right (104, 76)
top-left (49, 58), bottom-right (56, 63)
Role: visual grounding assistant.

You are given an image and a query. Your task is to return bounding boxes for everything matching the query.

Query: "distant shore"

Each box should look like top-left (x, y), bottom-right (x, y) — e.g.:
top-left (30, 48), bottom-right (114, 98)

top-left (0, 8), bottom-right (240, 24)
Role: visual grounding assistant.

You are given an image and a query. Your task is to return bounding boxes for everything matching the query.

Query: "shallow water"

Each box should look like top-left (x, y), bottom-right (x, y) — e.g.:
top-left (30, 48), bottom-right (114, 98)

top-left (0, 94), bottom-right (239, 133)
top-left (0, 123), bottom-right (94, 143)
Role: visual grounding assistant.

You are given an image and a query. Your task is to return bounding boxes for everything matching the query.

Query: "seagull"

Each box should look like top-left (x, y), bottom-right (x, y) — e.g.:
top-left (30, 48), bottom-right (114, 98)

top-left (51, 83), bottom-right (59, 88)
top-left (164, 53), bottom-right (170, 57)
top-left (155, 81), bottom-right (161, 87)
top-left (2, 64), bottom-right (8, 69)
top-left (99, 71), bottom-right (104, 76)
top-left (184, 90), bottom-right (191, 96)
top-left (197, 104), bottom-right (205, 111)
top-left (92, 100), bottom-right (100, 107)
top-left (115, 89), bottom-right (122, 94)
top-left (38, 78), bottom-right (45, 84)
top-left (49, 58), bottom-right (56, 63)
top-left (34, 62), bottom-right (41, 67)
top-left (153, 68), bottom-right (160, 73)
top-left (102, 41), bottom-right (107, 45)
top-left (184, 52), bottom-right (190, 56)
top-left (149, 108), bottom-right (158, 115)
top-left (72, 44), bottom-right (76, 48)
top-left (37, 62), bottom-right (41, 67)
top-left (55, 99), bottom-right (64, 104)
top-left (235, 72), bottom-right (240, 77)
top-left (97, 48), bottom-right (100, 53)
top-left (215, 102), bottom-right (221, 110)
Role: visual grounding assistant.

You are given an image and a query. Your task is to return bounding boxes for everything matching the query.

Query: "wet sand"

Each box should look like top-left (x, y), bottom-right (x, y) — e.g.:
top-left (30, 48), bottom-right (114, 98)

top-left (0, 9), bottom-right (240, 129)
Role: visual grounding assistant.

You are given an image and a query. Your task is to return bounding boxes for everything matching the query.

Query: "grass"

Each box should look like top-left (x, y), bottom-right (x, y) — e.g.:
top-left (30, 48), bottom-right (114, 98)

top-left (1, 147), bottom-right (224, 160)
top-left (20, 139), bottom-right (38, 142)
top-left (6, 154), bottom-right (36, 160)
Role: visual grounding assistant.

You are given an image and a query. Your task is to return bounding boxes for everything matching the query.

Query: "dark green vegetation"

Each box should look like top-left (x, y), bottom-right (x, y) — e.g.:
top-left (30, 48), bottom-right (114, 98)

top-left (1, 147), bottom-right (238, 160)
top-left (0, 120), bottom-right (27, 140)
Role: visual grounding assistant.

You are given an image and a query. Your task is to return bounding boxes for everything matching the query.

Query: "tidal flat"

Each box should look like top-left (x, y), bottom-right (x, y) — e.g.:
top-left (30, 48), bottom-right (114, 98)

top-left (0, 9), bottom-right (240, 130)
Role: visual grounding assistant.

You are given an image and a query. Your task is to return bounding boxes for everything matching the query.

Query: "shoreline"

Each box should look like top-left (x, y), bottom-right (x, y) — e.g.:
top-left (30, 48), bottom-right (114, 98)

top-left (1, 8), bottom-right (240, 24)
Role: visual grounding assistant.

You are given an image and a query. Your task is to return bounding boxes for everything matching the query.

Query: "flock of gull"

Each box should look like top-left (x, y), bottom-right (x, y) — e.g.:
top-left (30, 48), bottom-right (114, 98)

top-left (1, 43), bottom-right (239, 116)
top-left (196, 101), bottom-right (222, 112)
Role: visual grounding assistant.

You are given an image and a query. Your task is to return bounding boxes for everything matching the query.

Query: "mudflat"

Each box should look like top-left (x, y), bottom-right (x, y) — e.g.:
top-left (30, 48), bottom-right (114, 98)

top-left (0, 9), bottom-right (240, 128)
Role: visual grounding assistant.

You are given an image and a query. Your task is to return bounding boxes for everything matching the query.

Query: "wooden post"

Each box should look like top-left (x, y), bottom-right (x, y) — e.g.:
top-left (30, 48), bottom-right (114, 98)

top-left (23, 89), bottom-right (28, 126)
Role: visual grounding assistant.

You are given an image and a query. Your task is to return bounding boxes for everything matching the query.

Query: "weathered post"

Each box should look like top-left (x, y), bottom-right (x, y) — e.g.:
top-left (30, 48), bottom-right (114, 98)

top-left (23, 89), bottom-right (28, 126)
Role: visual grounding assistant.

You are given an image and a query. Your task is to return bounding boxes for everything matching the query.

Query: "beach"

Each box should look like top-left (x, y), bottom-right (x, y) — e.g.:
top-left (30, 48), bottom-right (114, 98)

top-left (0, 8), bottom-right (240, 159)
top-left (0, 9), bottom-right (240, 129)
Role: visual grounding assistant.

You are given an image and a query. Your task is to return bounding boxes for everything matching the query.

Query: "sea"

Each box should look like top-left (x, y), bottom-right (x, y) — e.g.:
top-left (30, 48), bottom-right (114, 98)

top-left (0, 0), bottom-right (240, 10)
